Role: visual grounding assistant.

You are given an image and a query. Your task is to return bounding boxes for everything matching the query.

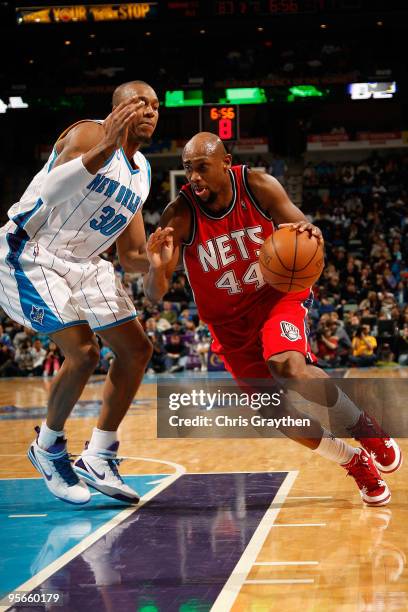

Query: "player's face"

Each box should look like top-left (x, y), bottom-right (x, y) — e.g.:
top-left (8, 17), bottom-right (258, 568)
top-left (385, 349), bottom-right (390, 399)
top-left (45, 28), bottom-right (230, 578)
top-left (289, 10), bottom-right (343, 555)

top-left (183, 156), bottom-right (228, 204)
top-left (127, 85), bottom-right (159, 143)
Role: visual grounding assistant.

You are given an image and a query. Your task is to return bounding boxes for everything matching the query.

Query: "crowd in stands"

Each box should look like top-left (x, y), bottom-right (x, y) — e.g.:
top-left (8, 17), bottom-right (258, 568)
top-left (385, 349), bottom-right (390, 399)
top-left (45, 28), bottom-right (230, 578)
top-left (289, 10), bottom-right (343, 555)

top-left (303, 152), bottom-right (408, 368)
top-left (0, 322), bottom-right (63, 378)
top-left (1, 152), bottom-right (407, 377)
top-left (0, 300), bottom-right (213, 377)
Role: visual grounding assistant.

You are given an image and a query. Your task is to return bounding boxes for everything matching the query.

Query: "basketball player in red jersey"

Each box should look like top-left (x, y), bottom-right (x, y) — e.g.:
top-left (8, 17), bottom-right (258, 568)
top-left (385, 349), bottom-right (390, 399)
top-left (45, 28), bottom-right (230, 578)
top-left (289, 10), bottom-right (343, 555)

top-left (145, 132), bottom-right (402, 506)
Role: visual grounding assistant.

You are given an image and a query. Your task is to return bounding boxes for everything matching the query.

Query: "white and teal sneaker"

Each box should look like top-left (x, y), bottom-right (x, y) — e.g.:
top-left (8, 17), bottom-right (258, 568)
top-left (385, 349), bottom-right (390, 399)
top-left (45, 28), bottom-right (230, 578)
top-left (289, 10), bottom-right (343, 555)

top-left (28, 426), bottom-right (90, 505)
top-left (74, 441), bottom-right (139, 504)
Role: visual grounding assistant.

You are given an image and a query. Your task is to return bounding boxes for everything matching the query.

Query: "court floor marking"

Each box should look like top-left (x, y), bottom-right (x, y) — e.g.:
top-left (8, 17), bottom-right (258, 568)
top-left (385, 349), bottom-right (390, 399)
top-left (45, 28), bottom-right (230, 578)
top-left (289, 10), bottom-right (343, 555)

top-left (253, 561), bottom-right (319, 566)
top-left (272, 523), bottom-right (326, 527)
top-left (244, 579), bottom-right (315, 585)
top-left (0, 475), bottom-right (41, 479)
top-left (8, 514), bottom-right (48, 518)
top-left (0, 457), bottom-right (186, 612)
top-left (0, 455), bottom-right (39, 458)
top-left (189, 470), bottom-right (290, 474)
top-left (211, 470), bottom-right (298, 612)
top-left (287, 496), bottom-right (333, 500)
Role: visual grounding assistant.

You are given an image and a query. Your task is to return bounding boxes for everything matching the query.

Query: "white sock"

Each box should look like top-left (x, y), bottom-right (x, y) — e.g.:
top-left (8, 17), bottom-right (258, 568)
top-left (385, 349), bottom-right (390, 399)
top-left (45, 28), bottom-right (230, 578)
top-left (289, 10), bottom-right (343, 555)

top-left (314, 433), bottom-right (357, 465)
top-left (38, 422), bottom-right (64, 450)
top-left (329, 388), bottom-right (361, 428)
top-left (87, 428), bottom-right (117, 453)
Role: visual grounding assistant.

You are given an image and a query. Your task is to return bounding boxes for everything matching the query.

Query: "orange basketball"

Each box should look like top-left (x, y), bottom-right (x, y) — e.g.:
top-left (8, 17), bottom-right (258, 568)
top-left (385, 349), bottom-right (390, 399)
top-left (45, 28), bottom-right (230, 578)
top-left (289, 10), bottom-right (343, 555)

top-left (259, 227), bottom-right (324, 293)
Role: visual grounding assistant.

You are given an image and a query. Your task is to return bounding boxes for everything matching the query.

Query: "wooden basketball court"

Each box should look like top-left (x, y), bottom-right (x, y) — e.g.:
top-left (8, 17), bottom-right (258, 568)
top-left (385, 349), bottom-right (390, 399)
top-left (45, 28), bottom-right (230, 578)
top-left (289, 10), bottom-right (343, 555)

top-left (0, 368), bottom-right (407, 611)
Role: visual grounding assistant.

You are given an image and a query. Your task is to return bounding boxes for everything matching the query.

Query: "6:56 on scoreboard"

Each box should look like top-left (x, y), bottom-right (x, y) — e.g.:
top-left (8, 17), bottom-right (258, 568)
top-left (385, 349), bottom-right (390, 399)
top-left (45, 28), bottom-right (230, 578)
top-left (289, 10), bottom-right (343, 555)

top-left (200, 104), bottom-right (240, 142)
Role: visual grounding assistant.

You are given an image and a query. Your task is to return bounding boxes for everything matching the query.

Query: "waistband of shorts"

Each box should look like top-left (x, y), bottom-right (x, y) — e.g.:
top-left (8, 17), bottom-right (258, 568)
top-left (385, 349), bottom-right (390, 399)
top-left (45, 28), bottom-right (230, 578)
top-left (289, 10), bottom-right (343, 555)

top-left (2, 224), bottom-right (103, 265)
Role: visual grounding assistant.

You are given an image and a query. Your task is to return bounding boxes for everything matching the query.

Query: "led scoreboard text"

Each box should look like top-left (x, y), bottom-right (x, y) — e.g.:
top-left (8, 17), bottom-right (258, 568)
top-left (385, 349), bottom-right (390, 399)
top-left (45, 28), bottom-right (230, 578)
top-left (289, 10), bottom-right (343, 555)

top-left (200, 105), bottom-right (239, 142)
top-left (16, 2), bottom-right (157, 23)
top-left (214, 0), bottom-right (323, 15)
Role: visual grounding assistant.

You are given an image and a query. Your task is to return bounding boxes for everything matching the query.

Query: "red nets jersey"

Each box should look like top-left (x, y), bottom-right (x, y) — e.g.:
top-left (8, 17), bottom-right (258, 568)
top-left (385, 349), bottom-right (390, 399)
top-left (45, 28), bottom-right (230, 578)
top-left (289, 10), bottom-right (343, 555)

top-left (181, 165), bottom-right (279, 324)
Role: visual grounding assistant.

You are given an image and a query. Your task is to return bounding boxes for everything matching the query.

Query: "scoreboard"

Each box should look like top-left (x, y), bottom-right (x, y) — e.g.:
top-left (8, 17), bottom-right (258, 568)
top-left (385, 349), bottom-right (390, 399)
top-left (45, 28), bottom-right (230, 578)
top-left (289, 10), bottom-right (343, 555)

top-left (16, 0), bottom-right (402, 24)
top-left (200, 105), bottom-right (240, 142)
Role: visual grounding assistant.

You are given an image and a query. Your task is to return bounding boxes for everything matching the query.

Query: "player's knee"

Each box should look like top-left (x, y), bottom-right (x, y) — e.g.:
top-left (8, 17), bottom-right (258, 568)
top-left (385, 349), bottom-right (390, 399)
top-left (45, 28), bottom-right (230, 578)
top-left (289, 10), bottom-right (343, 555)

top-left (76, 342), bottom-right (100, 371)
top-left (116, 335), bottom-right (153, 365)
top-left (268, 353), bottom-right (307, 382)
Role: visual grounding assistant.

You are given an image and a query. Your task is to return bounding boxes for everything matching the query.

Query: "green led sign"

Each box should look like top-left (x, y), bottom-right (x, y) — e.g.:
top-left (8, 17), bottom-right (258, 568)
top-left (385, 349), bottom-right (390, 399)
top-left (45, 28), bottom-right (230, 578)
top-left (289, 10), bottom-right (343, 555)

top-left (165, 90), bottom-right (204, 107)
top-left (221, 87), bottom-right (267, 105)
top-left (287, 85), bottom-right (328, 102)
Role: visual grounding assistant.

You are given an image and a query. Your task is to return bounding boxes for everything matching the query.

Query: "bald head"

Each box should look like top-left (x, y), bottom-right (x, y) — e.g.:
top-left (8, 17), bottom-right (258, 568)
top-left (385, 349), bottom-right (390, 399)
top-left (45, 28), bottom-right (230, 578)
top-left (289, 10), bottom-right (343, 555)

top-left (112, 80), bottom-right (153, 107)
top-left (183, 132), bottom-right (227, 161)
top-left (111, 80), bottom-right (159, 145)
top-left (182, 132), bottom-right (232, 206)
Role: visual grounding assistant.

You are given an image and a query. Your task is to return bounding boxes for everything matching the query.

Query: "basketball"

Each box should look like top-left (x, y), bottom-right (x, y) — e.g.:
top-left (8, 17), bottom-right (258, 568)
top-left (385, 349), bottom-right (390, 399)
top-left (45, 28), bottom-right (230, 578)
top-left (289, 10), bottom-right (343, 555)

top-left (259, 227), bottom-right (324, 293)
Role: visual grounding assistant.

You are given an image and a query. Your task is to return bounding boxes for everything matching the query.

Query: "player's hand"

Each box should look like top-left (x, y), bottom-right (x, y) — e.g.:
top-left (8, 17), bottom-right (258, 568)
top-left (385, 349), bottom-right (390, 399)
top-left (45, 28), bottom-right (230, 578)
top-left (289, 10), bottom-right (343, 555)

top-left (146, 227), bottom-right (175, 269)
top-left (278, 222), bottom-right (324, 245)
top-left (101, 96), bottom-right (145, 150)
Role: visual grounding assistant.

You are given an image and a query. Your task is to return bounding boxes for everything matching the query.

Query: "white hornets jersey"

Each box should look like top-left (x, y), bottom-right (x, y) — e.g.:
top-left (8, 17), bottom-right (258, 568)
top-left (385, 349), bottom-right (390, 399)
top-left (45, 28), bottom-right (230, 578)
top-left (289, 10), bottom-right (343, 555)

top-left (7, 120), bottom-right (151, 260)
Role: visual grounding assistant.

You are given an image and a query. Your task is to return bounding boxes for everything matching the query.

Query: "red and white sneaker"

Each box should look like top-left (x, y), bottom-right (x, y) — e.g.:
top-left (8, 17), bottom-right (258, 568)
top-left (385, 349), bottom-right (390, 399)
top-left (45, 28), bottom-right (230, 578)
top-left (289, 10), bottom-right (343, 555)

top-left (348, 412), bottom-right (402, 474)
top-left (343, 448), bottom-right (391, 506)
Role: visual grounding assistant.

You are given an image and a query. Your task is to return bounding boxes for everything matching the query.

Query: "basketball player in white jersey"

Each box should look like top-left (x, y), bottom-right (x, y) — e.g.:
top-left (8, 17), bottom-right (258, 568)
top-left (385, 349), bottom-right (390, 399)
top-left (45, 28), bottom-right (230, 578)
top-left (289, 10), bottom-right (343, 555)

top-left (0, 80), bottom-right (170, 505)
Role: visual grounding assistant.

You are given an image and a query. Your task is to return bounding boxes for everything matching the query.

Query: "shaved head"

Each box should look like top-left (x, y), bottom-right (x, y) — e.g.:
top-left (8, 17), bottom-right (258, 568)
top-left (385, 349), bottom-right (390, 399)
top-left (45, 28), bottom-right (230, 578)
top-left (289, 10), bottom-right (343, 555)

top-left (112, 80), bottom-right (152, 107)
top-left (183, 132), bottom-right (227, 161)
top-left (109, 80), bottom-right (159, 145)
top-left (182, 132), bottom-right (232, 206)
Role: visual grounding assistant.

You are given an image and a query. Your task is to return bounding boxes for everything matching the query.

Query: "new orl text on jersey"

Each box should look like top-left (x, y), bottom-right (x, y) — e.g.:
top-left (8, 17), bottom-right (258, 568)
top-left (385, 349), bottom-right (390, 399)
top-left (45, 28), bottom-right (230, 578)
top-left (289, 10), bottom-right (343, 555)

top-left (86, 173), bottom-right (143, 238)
top-left (87, 173), bottom-right (142, 215)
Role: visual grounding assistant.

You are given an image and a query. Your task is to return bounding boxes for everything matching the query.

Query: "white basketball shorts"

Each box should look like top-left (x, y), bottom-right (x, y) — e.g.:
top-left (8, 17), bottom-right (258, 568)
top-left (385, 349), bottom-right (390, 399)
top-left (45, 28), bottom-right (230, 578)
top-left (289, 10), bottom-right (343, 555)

top-left (0, 221), bottom-right (136, 334)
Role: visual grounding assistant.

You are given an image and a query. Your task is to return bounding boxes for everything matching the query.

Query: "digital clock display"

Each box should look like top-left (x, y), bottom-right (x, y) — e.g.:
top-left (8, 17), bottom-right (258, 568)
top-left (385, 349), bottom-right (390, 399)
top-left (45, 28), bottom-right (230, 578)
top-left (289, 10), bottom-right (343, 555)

top-left (200, 104), bottom-right (239, 141)
top-left (213, 0), bottom-right (324, 16)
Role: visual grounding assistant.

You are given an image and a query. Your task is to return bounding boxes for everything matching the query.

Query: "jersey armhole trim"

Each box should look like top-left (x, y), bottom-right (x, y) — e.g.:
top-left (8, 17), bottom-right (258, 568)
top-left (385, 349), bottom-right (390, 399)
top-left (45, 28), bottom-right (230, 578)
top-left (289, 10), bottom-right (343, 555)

top-left (121, 148), bottom-right (140, 175)
top-left (48, 149), bottom-right (58, 173)
top-left (144, 157), bottom-right (152, 190)
top-left (179, 191), bottom-right (197, 247)
top-left (242, 165), bottom-right (274, 222)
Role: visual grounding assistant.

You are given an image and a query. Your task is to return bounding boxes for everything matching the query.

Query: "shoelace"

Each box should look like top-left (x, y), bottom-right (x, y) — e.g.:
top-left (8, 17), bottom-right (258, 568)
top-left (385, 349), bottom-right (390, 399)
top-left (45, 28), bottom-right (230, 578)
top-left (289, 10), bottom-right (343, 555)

top-left (107, 458), bottom-right (124, 483)
top-left (53, 454), bottom-right (79, 486)
top-left (347, 457), bottom-right (380, 491)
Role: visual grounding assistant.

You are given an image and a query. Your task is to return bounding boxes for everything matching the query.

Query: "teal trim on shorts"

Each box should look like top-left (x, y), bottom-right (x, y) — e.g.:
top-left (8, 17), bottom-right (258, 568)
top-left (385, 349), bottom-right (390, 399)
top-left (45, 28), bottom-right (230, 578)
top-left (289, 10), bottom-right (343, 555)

top-left (92, 314), bottom-right (137, 332)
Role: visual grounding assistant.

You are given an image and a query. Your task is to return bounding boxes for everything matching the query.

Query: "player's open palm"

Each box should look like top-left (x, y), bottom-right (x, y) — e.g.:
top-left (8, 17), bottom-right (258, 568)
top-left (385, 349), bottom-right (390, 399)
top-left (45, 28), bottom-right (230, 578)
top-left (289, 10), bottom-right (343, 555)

top-left (102, 96), bottom-right (144, 150)
top-left (147, 227), bottom-right (174, 269)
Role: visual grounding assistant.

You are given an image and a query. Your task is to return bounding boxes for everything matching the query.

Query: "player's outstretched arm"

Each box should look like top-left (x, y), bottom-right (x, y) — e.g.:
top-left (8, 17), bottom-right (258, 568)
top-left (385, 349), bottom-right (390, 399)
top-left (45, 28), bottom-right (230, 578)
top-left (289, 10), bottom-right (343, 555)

top-left (143, 197), bottom-right (191, 303)
top-left (40, 97), bottom-right (144, 206)
top-left (247, 169), bottom-right (323, 243)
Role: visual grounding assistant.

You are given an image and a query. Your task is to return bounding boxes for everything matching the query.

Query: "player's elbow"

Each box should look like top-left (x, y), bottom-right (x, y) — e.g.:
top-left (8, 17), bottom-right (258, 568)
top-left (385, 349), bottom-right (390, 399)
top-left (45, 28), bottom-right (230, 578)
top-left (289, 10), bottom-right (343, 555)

top-left (118, 254), bottom-right (131, 272)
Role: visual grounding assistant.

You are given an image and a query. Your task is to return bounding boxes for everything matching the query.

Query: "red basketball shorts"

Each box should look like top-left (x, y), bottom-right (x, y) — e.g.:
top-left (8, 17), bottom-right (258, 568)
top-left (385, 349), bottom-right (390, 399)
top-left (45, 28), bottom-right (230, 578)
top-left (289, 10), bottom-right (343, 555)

top-left (207, 289), bottom-right (316, 380)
